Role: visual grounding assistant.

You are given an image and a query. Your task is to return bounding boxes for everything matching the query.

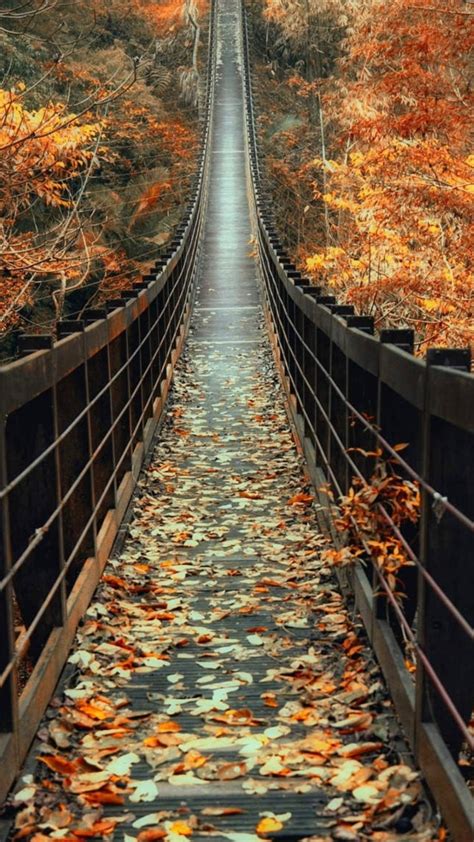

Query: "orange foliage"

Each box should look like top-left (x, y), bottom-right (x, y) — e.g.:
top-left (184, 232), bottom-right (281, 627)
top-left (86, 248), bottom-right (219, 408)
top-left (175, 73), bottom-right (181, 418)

top-left (322, 458), bottom-right (420, 596)
top-left (130, 181), bottom-right (172, 229)
top-left (131, 0), bottom-right (208, 34)
top-left (0, 88), bottom-right (102, 328)
top-left (0, 0), bottom-right (205, 341)
top-left (303, 0), bottom-right (473, 350)
top-left (261, 0), bottom-right (473, 351)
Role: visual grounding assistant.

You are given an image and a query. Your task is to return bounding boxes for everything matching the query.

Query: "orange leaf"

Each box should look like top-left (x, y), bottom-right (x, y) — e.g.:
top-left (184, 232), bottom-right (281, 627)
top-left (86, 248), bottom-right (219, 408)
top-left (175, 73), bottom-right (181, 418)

top-left (287, 492), bottom-right (314, 506)
top-left (102, 575), bottom-right (128, 590)
top-left (76, 702), bottom-right (111, 721)
top-left (137, 831), bottom-right (167, 842)
top-left (82, 789), bottom-right (125, 806)
top-left (37, 756), bottom-right (78, 776)
top-left (259, 579), bottom-right (285, 588)
top-left (291, 707), bottom-right (316, 722)
top-left (339, 741), bottom-right (383, 758)
top-left (261, 693), bottom-right (279, 708)
top-left (211, 708), bottom-right (260, 726)
top-left (157, 721), bottom-right (181, 733)
top-left (217, 762), bottom-right (248, 780)
top-left (144, 732), bottom-right (183, 748)
top-left (13, 826), bottom-right (37, 839)
top-left (183, 750), bottom-right (208, 770)
top-left (133, 563), bottom-right (151, 574)
top-left (72, 821), bottom-right (118, 837)
top-left (197, 634), bottom-right (214, 644)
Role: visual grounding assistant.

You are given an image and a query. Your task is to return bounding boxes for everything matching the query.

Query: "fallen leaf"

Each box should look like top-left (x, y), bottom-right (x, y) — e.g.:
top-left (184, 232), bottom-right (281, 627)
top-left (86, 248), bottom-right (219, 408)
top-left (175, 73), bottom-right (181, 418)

top-left (256, 817), bottom-right (283, 834)
top-left (72, 820), bottom-right (118, 838)
top-left (352, 784), bottom-right (381, 803)
top-left (133, 815), bottom-right (168, 830)
top-left (130, 780), bottom-right (159, 803)
top-left (82, 788), bottom-right (125, 806)
top-left (37, 756), bottom-right (78, 776)
top-left (137, 831), bottom-right (167, 842)
top-left (287, 492), bottom-right (314, 506)
top-left (105, 751), bottom-right (140, 775)
top-left (169, 822), bottom-right (192, 836)
top-left (211, 709), bottom-right (260, 726)
top-left (157, 721), bottom-right (181, 733)
top-left (326, 797), bottom-right (344, 812)
top-left (338, 742), bottom-right (383, 758)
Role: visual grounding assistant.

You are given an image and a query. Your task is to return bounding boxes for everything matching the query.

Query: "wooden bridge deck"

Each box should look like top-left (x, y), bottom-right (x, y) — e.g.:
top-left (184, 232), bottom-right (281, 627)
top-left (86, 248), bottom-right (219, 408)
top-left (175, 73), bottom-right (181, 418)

top-left (2, 1), bottom-right (438, 839)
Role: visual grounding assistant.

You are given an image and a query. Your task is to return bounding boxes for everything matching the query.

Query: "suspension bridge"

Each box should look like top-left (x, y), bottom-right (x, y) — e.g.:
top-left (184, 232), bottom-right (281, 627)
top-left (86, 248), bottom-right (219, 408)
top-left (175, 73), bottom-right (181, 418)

top-left (0, 1), bottom-right (473, 840)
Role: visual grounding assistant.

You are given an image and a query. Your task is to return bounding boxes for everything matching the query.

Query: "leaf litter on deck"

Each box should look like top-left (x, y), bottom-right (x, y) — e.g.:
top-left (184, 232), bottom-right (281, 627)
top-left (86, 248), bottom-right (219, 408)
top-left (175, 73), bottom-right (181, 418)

top-left (8, 338), bottom-right (441, 842)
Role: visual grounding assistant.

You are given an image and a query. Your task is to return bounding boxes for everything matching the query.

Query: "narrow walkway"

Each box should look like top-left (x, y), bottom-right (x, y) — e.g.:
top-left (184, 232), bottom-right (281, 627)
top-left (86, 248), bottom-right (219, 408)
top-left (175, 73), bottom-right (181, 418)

top-left (5, 1), bottom-right (437, 840)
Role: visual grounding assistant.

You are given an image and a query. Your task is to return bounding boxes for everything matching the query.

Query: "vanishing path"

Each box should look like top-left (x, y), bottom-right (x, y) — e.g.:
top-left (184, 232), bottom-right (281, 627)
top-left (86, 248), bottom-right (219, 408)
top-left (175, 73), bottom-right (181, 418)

top-left (5, 1), bottom-right (437, 839)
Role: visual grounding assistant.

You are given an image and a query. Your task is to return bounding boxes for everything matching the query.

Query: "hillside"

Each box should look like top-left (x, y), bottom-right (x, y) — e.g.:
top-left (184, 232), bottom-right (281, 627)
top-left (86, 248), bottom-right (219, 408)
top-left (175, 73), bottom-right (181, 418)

top-left (249, 0), bottom-right (473, 353)
top-left (0, 0), bottom-right (208, 358)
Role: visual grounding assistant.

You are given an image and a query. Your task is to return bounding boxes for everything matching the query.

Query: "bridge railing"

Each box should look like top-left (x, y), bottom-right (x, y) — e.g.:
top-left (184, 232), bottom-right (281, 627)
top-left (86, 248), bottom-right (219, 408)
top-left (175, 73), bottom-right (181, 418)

top-left (241, 4), bottom-right (473, 839)
top-left (0, 5), bottom-right (217, 804)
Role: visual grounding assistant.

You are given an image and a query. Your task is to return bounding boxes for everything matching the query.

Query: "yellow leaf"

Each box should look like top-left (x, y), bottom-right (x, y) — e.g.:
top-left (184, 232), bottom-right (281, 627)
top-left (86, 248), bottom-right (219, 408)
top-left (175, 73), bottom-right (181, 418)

top-left (256, 817), bottom-right (284, 835)
top-left (169, 822), bottom-right (193, 836)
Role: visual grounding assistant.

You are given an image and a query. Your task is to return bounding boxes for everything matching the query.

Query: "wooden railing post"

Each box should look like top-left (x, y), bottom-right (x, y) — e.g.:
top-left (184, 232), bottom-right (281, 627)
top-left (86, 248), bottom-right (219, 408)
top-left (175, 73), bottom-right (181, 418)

top-left (330, 315), bottom-right (353, 494)
top-left (7, 379), bottom-right (65, 657)
top-left (56, 335), bottom-right (96, 589)
top-left (0, 414), bottom-right (19, 763)
top-left (87, 344), bottom-right (116, 533)
top-left (346, 317), bottom-right (376, 484)
top-left (109, 332), bottom-right (133, 488)
top-left (416, 348), bottom-right (473, 760)
top-left (301, 310), bottom-right (317, 449)
top-left (378, 330), bottom-right (418, 638)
